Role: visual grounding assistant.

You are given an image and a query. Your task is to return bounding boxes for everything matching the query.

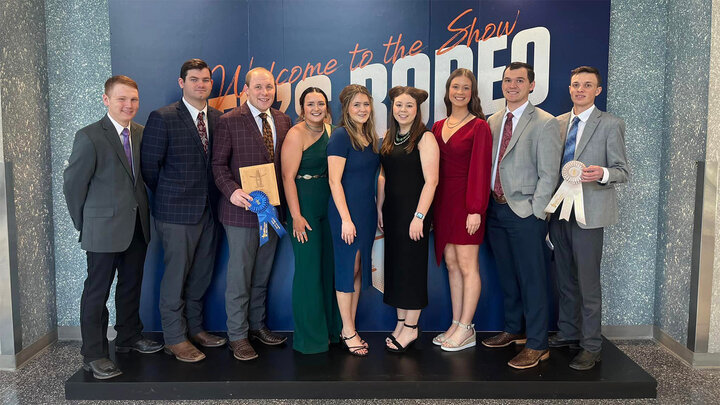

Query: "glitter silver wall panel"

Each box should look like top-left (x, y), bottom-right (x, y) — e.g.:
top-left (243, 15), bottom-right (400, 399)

top-left (706, 0), bottom-right (720, 354)
top-left (654, 0), bottom-right (713, 346)
top-left (603, 0), bottom-right (667, 326)
top-left (45, 0), bottom-right (112, 327)
top-left (0, 0), bottom-right (57, 349)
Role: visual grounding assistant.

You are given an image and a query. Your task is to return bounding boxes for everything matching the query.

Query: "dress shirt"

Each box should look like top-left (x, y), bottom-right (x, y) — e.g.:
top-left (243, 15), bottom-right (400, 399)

top-left (247, 102), bottom-right (277, 146)
top-left (182, 97), bottom-right (209, 140)
top-left (568, 105), bottom-right (609, 184)
top-left (490, 101), bottom-right (529, 190)
top-left (107, 113), bottom-right (135, 177)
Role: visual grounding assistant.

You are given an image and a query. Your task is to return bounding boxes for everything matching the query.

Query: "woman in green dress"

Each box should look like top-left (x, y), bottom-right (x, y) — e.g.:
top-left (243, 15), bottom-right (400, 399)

top-left (281, 87), bottom-right (342, 353)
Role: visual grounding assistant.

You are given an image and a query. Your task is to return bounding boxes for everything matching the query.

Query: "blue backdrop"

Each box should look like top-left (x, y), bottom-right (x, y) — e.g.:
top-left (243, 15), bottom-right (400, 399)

top-left (109, 0), bottom-right (610, 332)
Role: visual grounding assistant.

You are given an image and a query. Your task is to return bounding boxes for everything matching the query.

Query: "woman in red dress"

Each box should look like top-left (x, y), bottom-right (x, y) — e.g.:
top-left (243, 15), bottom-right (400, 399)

top-left (431, 68), bottom-right (492, 352)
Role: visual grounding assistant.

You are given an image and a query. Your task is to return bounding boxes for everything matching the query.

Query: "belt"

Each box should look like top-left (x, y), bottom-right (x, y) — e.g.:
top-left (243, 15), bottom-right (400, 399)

top-left (296, 173), bottom-right (327, 180)
top-left (492, 192), bottom-right (507, 204)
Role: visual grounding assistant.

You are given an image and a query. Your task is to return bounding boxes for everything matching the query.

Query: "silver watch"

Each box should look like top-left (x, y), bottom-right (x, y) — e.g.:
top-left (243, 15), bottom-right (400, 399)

top-left (414, 212), bottom-right (425, 220)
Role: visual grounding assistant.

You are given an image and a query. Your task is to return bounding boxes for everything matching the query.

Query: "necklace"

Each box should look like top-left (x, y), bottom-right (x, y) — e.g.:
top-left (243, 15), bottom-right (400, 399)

top-left (446, 112), bottom-right (472, 129)
top-left (305, 121), bottom-right (324, 133)
top-left (394, 130), bottom-right (411, 145)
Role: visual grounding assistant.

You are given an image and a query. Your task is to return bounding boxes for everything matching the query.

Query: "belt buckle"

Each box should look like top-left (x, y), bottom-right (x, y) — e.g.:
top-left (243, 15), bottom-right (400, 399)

top-left (300, 174), bottom-right (312, 180)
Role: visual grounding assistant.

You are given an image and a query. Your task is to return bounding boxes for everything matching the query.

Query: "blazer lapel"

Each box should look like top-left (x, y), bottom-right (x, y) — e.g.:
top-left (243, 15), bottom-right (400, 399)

top-left (558, 113), bottom-right (571, 145)
top-left (574, 107), bottom-right (602, 158)
top-left (102, 116), bottom-right (134, 180)
top-left (176, 101), bottom-right (208, 160)
top-left (504, 103), bottom-right (534, 156)
top-left (490, 110), bottom-right (505, 159)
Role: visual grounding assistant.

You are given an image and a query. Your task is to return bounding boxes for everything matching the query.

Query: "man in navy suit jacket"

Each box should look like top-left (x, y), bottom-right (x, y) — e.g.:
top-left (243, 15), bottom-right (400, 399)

top-left (141, 59), bottom-right (225, 363)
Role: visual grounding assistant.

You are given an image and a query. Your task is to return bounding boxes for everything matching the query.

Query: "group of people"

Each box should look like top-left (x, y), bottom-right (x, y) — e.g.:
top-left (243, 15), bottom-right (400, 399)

top-left (63, 57), bottom-right (628, 380)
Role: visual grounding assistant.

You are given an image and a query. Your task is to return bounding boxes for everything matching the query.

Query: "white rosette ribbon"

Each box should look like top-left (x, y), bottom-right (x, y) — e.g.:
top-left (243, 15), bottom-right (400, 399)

top-left (544, 160), bottom-right (586, 225)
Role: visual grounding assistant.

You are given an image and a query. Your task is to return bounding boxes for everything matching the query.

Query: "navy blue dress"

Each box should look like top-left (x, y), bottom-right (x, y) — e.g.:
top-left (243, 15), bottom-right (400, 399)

top-left (327, 127), bottom-right (379, 293)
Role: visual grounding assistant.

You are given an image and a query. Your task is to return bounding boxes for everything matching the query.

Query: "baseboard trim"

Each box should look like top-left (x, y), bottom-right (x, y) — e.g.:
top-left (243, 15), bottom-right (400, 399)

top-left (0, 329), bottom-right (57, 370)
top-left (602, 325), bottom-right (654, 339)
top-left (58, 326), bottom-right (116, 341)
top-left (653, 326), bottom-right (720, 367)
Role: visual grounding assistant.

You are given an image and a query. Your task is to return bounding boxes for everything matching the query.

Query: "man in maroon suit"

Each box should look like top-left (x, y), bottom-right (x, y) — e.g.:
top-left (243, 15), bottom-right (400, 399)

top-left (212, 67), bottom-right (292, 361)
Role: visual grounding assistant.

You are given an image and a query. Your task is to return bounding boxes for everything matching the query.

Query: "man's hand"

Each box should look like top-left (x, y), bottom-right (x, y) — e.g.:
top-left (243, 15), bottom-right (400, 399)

top-left (230, 189), bottom-right (253, 208)
top-left (581, 165), bottom-right (604, 182)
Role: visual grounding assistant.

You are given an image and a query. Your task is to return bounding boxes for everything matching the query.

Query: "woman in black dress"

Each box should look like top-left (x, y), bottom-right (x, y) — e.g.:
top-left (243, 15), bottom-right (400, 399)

top-left (377, 86), bottom-right (439, 352)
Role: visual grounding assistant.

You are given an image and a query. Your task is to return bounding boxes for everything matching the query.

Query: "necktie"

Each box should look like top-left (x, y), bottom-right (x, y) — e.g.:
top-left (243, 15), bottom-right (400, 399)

top-left (493, 112), bottom-right (513, 197)
top-left (121, 128), bottom-right (134, 180)
top-left (197, 111), bottom-right (208, 154)
top-left (562, 117), bottom-right (580, 167)
top-left (259, 112), bottom-right (275, 161)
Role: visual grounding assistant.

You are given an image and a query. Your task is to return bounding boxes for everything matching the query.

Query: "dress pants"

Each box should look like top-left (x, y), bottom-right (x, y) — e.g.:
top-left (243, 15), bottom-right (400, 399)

top-left (223, 224), bottom-right (278, 341)
top-left (549, 211), bottom-right (604, 353)
top-left (156, 207), bottom-right (219, 345)
top-left (80, 214), bottom-right (147, 362)
top-left (486, 198), bottom-right (549, 350)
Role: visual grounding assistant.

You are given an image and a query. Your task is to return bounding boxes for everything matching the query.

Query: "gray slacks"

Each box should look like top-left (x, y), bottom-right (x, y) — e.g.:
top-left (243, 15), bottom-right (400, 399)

top-left (549, 212), bottom-right (604, 353)
top-left (224, 224), bottom-right (278, 341)
top-left (156, 208), bottom-right (219, 345)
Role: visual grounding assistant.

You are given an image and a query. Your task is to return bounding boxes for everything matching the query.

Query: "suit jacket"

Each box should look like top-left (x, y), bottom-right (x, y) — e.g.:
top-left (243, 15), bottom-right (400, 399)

top-left (488, 103), bottom-right (562, 219)
top-left (212, 102), bottom-right (291, 228)
top-left (141, 100), bottom-right (222, 224)
top-left (63, 115), bottom-right (150, 252)
top-left (557, 107), bottom-right (629, 229)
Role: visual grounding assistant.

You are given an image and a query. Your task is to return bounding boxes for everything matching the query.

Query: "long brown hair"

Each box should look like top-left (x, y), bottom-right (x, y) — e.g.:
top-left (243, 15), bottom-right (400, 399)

top-left (443, 68), bottom-right (485, 120)
top-left (338, 84), bottom-right (379, 152)
top-left (381, 86), bottom-right (428, 155)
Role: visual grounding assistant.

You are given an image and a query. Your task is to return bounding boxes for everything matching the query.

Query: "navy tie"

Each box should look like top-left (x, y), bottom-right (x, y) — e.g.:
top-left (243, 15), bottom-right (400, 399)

top-left (562, 117), bottom-right (580, 167)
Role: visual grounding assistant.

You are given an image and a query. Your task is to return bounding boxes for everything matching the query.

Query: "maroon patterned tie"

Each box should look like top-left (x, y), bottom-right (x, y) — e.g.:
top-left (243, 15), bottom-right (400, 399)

top-left (493, 112), bottom-right (513, 197)
top-left (259, 112), bottom-right (275, 160)
top-left (197, 111), bottom-right (208, 154)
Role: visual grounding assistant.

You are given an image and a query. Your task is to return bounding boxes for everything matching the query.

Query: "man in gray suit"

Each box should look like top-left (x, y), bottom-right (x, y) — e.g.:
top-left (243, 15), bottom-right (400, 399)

top-left (548, 66), bottom-right (629, 370)
top-left (482, 62), bottom-right (562, 369)
top-left (64, 75), bottom-right (162, 380)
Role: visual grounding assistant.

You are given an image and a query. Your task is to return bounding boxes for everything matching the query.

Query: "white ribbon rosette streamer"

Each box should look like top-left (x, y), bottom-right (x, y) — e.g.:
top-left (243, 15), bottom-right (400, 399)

top-left (544, 160), bottom-right (586, 225)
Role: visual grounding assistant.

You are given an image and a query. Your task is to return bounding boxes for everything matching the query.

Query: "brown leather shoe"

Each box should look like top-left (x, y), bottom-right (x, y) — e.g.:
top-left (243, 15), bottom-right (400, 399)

top-left (228, 338), bottom-right (258, 361)
top-left (249, 327), bottom-right (287, 346)
top-left (508, 347), bottom-right (550, 369)
top-left (481, 332), bottom-right (527, 348)
top-left (163, 341), bottom-right (205, 363)
top-left (190, 331), bottom-right (227, 348)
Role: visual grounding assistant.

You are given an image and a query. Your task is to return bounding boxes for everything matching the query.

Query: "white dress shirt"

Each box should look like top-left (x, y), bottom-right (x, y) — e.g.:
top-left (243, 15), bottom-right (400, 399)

top-left (247, 102), bottom-right (277, 145)
top-left (183, 97), bottom-right (209, 140)
top-left (490, 101), bottom-right (529, 190)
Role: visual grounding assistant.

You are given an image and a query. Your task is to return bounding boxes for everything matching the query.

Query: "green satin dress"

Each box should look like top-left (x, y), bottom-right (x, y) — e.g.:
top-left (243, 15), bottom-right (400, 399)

top-left (286, 129), bottom-right (342, 353)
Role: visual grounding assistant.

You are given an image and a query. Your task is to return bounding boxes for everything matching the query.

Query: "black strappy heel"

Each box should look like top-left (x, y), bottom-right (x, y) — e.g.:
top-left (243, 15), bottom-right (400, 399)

top-left (341, 332), bottom-right (368, 357)
top-left (386, 323), bottom-right (420, 353)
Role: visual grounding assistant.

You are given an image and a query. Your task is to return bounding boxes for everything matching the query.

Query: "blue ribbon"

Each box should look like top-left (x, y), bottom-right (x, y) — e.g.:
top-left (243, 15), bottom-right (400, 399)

top-left (248, 190), bottom-right (286, 246)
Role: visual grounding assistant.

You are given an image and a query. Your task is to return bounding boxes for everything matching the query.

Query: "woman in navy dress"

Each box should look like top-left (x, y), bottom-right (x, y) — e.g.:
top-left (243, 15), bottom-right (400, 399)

top-left (327, 84), bottom-right (379, 356)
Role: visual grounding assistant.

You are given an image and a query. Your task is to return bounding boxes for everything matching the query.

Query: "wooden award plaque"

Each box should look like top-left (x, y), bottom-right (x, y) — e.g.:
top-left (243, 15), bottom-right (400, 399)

top-left (239, 163), bottom-right (280, 206)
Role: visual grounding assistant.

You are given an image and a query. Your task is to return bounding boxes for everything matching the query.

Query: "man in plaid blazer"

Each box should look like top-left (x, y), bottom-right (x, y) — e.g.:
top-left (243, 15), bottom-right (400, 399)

top-left (212, 67), bottom-right (292, 361)
top-left (141, 59), bottom-right (225, 363)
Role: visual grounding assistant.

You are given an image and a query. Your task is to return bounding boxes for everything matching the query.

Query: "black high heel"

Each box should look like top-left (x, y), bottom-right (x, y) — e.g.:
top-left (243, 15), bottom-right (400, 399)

top-left (386, 318), bottom-right (405, 343)
top-left (341, 332), bottom-right (368, 357)
top-left (386, 323), bottom-right (420, 353)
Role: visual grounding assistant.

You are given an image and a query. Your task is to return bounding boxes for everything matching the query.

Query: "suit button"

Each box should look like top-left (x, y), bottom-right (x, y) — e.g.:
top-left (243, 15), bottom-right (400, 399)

top-left (132, 207), bottom-right (137, 211)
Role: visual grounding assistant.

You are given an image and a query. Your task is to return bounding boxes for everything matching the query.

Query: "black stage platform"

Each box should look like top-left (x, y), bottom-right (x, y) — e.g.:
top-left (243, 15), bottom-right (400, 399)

top-left (65, 332), bottom-right (656, 400)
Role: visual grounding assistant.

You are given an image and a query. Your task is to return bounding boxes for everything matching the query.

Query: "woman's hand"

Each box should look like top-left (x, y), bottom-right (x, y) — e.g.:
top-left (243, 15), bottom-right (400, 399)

top-left (341, 220), bottom-right (357, 245)
top-left (409, 217), bottom-right (424, 241)
top-left (292, 215), bottom-right (312, 243)
top-left (466, 213), bottom-right (481, 235)
top-left (377, 208), bottom-right (384, 232)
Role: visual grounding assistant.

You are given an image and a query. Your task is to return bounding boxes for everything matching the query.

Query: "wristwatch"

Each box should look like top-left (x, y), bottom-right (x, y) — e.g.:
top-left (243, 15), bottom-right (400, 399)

top-left (414, 212), bottom-right (425, 220)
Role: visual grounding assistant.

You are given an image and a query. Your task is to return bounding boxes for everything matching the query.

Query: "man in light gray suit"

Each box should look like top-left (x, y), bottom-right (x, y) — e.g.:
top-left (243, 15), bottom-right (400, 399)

top-left (548, 66), bottom-right (629, 370)
top-left (64, 75), bottom-right (162, 380)
top-left (482, 62), bottom-right (562, 369)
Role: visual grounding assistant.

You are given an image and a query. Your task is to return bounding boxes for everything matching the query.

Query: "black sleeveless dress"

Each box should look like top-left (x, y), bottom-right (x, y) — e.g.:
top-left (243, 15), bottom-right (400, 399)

top-left (380, 137), bottom-right (432, 309)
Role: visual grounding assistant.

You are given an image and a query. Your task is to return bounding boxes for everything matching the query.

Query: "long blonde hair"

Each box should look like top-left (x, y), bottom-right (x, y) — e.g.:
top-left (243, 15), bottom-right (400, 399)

top-left (338, 84), bottom-right (379, 152)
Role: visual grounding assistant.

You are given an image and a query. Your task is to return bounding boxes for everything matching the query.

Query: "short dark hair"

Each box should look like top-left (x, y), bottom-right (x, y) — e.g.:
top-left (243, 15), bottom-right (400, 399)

top-left (104, 75), bottom-right (138, 95)
top-left (570, 66), bottom-right (602, 87)
top-left (180, 58), bottom-right (211, 80)
top-left (503, 62), bottom-right (535, 83)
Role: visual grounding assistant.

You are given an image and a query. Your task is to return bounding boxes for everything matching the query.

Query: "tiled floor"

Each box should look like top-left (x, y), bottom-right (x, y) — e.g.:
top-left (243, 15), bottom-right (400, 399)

top-left (1, 339), bottom-right (718, 404)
